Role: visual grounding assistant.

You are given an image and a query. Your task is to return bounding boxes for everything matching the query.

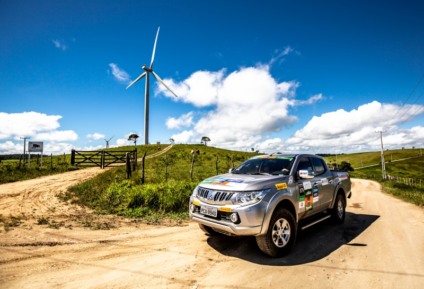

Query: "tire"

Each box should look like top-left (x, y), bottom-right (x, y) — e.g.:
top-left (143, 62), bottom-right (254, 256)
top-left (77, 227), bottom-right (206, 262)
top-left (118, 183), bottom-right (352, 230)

top-left (198, 224), bottom-right (219, 236)
top-left (256, 208), bottom-right (297, 257)
top-left (332, 193), bottom-right (346, 224)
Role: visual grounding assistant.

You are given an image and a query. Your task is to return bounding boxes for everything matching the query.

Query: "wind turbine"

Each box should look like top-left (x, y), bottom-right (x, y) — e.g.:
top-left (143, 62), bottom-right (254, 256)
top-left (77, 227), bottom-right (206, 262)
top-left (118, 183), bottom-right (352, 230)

top-left (127, 27), bottom-right (178, 145)
top-left (104, 136), bottom-right (113, 149)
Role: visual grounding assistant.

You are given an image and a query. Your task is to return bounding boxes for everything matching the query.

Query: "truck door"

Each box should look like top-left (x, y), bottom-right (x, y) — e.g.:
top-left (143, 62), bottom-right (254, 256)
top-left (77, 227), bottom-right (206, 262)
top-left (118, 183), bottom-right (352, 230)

top-left (310, 157), bottom-right (334, 210)
top-left (296, 157), bottom-right (322, 215)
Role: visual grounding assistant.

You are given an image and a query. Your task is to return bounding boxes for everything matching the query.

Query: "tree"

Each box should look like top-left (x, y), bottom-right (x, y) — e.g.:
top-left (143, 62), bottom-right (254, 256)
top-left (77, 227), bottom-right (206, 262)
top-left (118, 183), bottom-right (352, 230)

top-left (339, 161), bottom-right (354, 172)
top-left (201, 136), bottom-right (211, 146)
top-left (128, 133), bottom-right (139, 146)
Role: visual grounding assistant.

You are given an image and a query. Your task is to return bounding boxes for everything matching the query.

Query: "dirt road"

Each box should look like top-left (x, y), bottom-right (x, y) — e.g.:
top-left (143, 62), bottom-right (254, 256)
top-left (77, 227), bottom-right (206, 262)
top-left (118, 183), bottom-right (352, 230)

top-left (0, 170), bottom-right (423, 289)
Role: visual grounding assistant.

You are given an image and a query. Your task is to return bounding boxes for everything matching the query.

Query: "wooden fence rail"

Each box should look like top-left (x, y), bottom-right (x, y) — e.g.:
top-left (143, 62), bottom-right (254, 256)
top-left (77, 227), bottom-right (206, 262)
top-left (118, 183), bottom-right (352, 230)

top-left (71, 149), bottom-right (137, 170)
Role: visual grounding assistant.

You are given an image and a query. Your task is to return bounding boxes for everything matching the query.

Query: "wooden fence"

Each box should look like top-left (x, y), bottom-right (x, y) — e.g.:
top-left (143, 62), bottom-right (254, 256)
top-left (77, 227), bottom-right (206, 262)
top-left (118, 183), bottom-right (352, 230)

top-left (71, 149), bottom-right (137, 171)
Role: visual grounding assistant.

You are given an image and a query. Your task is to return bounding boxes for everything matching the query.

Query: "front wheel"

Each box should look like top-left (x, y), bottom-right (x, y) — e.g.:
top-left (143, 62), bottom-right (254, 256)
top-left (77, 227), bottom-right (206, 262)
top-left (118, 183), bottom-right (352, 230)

top-left (256, 208), bottom-right (297, 257)
top-left (332, 194), bottom-right (346, 224)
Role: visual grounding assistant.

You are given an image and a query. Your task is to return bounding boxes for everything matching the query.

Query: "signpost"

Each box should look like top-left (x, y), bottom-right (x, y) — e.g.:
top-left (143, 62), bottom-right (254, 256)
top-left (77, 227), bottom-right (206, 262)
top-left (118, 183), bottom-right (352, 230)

top-left (28, 141), bottom-right (44, 166)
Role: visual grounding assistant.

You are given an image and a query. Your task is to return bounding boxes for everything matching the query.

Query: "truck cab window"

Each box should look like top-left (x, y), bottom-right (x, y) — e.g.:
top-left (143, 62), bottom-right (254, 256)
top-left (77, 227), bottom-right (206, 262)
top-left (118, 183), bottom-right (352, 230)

top-left (311, 157), bottom-right (326, 175)
top-left (297, 157), bottom-right (313, 172)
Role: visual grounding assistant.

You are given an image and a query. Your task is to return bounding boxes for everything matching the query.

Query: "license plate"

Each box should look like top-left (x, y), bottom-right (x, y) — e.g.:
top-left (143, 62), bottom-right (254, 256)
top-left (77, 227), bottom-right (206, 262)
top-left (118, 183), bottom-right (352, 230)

top-left (200, 205), bottom-right (218, 217)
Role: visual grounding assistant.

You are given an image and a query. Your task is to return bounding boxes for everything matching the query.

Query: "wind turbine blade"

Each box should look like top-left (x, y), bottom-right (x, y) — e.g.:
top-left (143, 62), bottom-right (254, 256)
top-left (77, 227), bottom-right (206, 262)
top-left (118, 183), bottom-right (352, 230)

top-left (150, 27), bottom-right (160, 69)
top-left (152, 70), bottom-right (178, 98)
top-left (126, 72), bottom-right (147, 89)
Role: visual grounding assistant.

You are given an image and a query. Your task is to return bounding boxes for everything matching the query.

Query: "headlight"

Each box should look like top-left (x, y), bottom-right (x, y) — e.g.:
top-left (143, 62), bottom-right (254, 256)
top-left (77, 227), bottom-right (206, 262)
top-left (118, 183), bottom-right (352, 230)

top-left (192, 186), bottom-right (199, 196)
top-left (231, 189), bottom-right (270, 206)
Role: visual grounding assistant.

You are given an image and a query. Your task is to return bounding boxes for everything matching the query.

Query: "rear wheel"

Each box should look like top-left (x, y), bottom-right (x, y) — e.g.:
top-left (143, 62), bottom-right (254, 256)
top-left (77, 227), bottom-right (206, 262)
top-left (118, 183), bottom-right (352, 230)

top-left (332, 193), bottom-right (346, 224)
top-left (256, 208), bottom-right (297, 257)
top-left (198, 224), bottom-right (219, 236)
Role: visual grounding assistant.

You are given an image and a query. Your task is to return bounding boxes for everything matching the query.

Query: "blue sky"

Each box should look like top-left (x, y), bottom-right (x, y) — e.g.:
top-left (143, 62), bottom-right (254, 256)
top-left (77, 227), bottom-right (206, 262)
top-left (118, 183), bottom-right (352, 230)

top-left (1, 0), bottom-right (423, 155)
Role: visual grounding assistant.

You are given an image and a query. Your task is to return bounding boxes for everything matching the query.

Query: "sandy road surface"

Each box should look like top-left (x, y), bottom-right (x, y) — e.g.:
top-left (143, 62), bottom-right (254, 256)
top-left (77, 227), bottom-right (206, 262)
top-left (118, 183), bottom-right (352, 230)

top-left (0, 170), bottom-right (423, 289)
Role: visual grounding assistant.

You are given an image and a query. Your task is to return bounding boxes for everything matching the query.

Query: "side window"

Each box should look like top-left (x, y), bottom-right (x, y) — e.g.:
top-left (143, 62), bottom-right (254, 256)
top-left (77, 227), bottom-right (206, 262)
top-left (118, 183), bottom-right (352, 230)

top-left (297, 157), bottom-right (313, 172)
top-left (311, 157), bottom-right (326, 175)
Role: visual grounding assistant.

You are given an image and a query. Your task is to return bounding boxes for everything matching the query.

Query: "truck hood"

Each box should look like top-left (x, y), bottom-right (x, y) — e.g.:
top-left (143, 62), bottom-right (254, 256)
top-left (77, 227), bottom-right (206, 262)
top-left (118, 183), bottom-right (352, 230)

top-left (198, 173), bottom-right (288, 191)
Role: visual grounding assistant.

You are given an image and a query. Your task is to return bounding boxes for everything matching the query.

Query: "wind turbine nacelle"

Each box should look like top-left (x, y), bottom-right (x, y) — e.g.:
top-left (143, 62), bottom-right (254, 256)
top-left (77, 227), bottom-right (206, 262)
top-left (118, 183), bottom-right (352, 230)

top-left (142, 65), bottom-right (152, 72)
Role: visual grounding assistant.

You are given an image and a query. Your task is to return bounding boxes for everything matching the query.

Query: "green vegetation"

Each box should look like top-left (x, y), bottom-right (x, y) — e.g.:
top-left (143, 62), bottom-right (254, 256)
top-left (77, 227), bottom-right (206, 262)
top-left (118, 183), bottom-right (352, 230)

top-left (342, 150), bottom-right (424, 207)
top-left (66, 144), bottom-right (256, 222)
top-left (3, 145), bottom-right (422, 225)
top-left (0, 153), bottom-right (77, 184)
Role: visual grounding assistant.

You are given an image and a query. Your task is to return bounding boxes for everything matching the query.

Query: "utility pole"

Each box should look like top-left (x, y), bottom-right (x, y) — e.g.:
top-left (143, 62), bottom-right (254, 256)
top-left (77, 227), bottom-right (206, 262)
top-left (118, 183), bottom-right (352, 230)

top-left (20, 136), bottom-right (30, 166)
top-left (376, 131), bottom-right (386, 180)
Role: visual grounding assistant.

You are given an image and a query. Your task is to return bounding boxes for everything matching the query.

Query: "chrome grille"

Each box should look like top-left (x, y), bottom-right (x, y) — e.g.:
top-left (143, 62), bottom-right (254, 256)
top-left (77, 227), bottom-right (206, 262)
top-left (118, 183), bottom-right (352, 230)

top-left (197, 187), bottom-right (234, 204)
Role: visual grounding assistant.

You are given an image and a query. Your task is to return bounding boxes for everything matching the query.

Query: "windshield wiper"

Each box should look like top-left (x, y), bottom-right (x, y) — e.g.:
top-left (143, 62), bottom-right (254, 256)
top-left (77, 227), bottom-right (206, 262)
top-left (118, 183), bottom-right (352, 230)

top-left (249, 172), bottom-right (271, 176)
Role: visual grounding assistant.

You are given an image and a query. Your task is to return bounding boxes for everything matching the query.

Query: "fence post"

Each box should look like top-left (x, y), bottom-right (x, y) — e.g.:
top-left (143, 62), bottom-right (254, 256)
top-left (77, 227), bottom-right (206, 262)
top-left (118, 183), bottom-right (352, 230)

top-left (126, 153), bottom-right (131, 179)
top-left (132, 149), bottom-right (137, 171)
top-left (215, 154), bottom-right (219, 175)
top-left (190, 152), bottom-right (195, 180)
top-left (71, 150), bottom-right (75, 165)
top-left (101, 150), bottom-right (105, 169)
top-left (141, 152), bottom-right (146, 184)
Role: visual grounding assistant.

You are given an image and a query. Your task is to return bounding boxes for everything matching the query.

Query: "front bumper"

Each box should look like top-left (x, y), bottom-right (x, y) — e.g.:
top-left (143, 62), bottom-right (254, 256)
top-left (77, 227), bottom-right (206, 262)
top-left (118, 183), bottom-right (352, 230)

top-left (189, 197), bottom-right (265, 236)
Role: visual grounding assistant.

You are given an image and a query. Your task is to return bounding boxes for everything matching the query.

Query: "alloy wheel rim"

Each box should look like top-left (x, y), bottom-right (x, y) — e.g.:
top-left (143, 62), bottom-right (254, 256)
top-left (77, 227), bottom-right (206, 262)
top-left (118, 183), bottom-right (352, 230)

top-left (272, 218), bottom-right (291, 248)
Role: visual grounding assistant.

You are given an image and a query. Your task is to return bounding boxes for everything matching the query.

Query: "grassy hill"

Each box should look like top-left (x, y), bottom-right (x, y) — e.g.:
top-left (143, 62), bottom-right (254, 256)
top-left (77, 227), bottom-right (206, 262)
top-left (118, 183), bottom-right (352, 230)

top-left (2, 145), bottom-right (422, 220)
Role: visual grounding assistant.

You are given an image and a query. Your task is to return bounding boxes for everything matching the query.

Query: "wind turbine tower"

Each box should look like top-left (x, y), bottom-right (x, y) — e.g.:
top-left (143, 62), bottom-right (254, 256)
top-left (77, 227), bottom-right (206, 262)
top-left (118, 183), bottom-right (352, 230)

top-left (127, 27), bottom-right (178, 145)
top-left (105, 136), bottom-right (113, 149)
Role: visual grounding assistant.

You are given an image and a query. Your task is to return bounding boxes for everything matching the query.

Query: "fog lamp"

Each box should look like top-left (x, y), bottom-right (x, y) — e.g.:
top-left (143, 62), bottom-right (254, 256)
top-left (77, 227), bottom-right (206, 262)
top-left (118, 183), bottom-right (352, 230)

top-left (230, 213), bottom-right (239, 223)
top-left (190, 203), bottom-right (196, 213)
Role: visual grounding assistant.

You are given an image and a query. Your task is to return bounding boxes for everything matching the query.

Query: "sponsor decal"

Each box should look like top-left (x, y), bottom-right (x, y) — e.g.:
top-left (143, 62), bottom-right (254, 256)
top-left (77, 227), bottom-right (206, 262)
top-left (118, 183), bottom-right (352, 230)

top-left (321, 178), bottom-right (329, 186)
top-left (313, 185), bottom-right (319, 203)
top-left (298, 184), bottom-right (305, 210)
top-left (201, 177), bottom-right (244, 185)
top-left (275, 182), bottom-right (288, 190)
top-left (299, 181), bottom-right (313, 211)
top-left (303, 181), bottom-right (312, 190)
top-left (219, 207), bottom-right (232, 212)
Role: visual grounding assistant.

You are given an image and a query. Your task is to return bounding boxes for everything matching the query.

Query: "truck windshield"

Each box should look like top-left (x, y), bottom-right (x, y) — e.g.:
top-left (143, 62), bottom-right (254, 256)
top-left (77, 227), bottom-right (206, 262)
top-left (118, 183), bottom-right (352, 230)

top-left (233, 157), bottom-right (294, 175)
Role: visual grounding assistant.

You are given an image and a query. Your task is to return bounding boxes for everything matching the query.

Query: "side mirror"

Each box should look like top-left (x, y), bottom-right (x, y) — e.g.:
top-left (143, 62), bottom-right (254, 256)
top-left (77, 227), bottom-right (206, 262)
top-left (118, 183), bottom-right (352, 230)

top-left (298, 169), bottom-right (314, 179)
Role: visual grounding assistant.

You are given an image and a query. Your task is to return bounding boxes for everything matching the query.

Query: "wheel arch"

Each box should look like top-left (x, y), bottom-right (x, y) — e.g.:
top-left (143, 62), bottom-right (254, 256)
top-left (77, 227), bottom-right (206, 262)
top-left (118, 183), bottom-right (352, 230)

top-left (259, 198), bottom-right (297, 235)
top-left (331, 187), bottom-right (347, 208)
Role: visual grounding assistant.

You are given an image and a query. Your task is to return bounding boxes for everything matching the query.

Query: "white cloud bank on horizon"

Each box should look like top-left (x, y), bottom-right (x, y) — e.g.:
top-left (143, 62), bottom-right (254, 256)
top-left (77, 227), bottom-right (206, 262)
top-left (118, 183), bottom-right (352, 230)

top-left (284, 101), bottom-right (424, 151)
top-left (157, 65), bottom-right (424, 153)
top-left (0, 112), bottom-right (78, 154)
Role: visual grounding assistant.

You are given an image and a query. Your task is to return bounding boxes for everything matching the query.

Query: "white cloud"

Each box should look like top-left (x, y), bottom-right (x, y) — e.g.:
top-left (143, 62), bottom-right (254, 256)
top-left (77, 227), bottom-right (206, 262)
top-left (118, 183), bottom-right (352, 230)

top-left (294, 93), bottom-right (324, 105)
top-left (52, 39), bottom-right (68, 51)
top-left (162, 66), bottom-right (299, 149)
top-left (166, 112), bottom-right (193, 129)
top-left (109, 63), bottom-right (130, 84)
top-left (157, 70), bottom-right (225, 107)
top-left (269, 46), bottom-right (297, 66)
top-left (0, 112), bottom-right (79, 154)
top-left (87, 133), bottom-right (106, 140)
top-left (0, 112), bottom-right (75, 140)
top-left (170, 130), bottom-right (194, 144)
top-left (158, 62), bottom-right (424, 153)
top-left (35, 130), bottom-right (78, 142)
top-left (284, 101), bottom-right (424, 152)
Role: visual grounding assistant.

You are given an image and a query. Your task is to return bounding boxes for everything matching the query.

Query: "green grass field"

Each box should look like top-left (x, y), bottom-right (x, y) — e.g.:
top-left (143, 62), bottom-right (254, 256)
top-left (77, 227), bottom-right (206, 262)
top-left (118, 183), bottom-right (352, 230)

top-left (2, 145), bottom-right (423, 222)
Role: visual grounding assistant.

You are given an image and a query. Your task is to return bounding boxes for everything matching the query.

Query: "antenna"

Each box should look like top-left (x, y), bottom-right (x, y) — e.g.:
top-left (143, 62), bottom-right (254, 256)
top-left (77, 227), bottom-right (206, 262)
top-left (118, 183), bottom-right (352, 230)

top-left (127, 27), bottom-right (178, 145)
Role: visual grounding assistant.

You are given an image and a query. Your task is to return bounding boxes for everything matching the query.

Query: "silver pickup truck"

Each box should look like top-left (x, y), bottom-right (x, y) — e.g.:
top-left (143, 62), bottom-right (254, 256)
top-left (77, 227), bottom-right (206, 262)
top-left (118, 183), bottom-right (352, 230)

top-left (189, 153), bottom-right (352, 257)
